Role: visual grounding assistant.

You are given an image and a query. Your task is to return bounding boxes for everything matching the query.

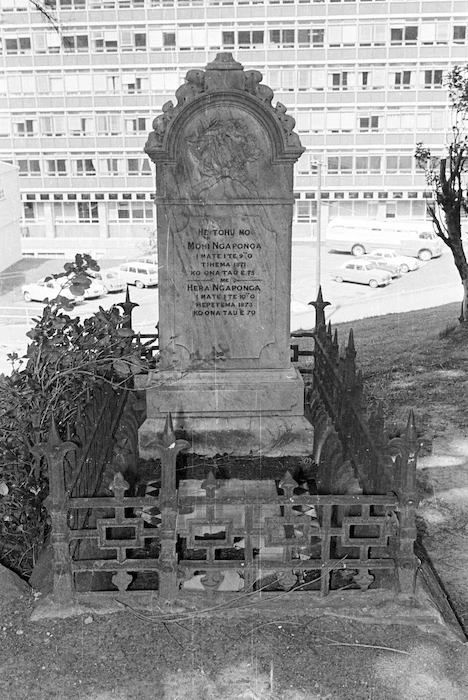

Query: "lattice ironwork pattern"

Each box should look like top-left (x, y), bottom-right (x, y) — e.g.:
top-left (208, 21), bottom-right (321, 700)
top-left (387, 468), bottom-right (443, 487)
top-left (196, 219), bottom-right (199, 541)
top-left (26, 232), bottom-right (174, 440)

top-left (56, 469), bottom-right (404, 600)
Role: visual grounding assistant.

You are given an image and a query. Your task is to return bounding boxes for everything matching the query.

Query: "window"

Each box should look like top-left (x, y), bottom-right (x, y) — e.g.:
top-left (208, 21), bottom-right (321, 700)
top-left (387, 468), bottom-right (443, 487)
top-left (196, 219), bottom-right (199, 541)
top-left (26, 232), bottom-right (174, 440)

top-left (163, 32), bottom-right (176, 49)
top-left (386, 155), bottom-right (413, 173)
top-left (358, 115), bottom-right (379, 132)
top-left (359, 24), bottom-right (386, 46)
top-left (122, 74), bottom-right (149, 94)
top-left (46, 159), bottom-right (68, 176)
top-left (386, 112), bottom-right (414, 131)
top-left (65, 74), bottom-right (93, 94)
top-left (92, 30), bottom-right (118, 52)
top-left (327, 111), bottom-right (354, 132)
top-left (355, 155), bottom-right (381, 174)
top-left (394, 71), bottom-right (412, 89)
top-left (23, 202), bottom-right (37, 221)
top-left (99, 157), bottom-right (123, 175)
top-left (59, 0), bottom-right (86, 8)
top-left (18, 159), bottom-right (41, 176)
top-left (0, 117), bottom-right (10, 136)
top-left (121, 30), bottom-right (147, 51)
top-left (270, 29), bottom-right (295, 47)
top-left (72, 158), bottom-right (97, 176)
top-left (5, 36), bottom-right (31, 54)
top-left (454, 26), bottom-right (467, 44)
top-left (33, 32), bottom-right (61, 53)
top-left (421, 22), bottom-right (449, 45)
top-left (238, 30), bottom-right (264, 48)
top-left (63, 34), bottom-right (89, 52)
top-left (40, 115), bottom-right (66, 136)
top-left (69, 116), bottom-right (93, 135)
top-left (295, 200), bottom-right (317, 223)
top-left (96, 114), bottom-right (122, 134)
top-left (127, 157), bottom-right (152, 176)
top-left (109, 201), bottom-right (154, 222)
top-left (327, 156), bottom-right (353, 174)
top-left (424, 70), bottom-right (443, 89)
top-left (13, 118), bottom-right (37, 136)
top-left (330, 72), bottom-right (353, 90)
top-left (222, 31), bottom-right (235, 48)
top-left (391, 26), bottom-right (418, 45)
top-left (78, 202), bottom-right (99, 222)
top-left (328, 25), bottom-right (357, 47)
top-left (296, 111), bottom-right (325, 133)
top-left (125, 117), bottom-right (147, 133)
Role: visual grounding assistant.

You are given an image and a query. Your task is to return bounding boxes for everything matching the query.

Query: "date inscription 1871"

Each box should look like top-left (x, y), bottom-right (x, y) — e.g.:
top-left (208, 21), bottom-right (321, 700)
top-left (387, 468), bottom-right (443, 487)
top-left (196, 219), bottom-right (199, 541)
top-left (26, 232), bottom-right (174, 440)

top-left (184, 224), bottom-right (264, 319)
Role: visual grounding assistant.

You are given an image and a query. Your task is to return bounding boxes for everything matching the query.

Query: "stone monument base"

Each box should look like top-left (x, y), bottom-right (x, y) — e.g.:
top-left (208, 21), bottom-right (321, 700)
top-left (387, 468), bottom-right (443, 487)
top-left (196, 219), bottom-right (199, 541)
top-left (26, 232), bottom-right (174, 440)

top-left (137, 368), bottom-right (314, 457)
top-left (139, 414), bottom-right (314, 458)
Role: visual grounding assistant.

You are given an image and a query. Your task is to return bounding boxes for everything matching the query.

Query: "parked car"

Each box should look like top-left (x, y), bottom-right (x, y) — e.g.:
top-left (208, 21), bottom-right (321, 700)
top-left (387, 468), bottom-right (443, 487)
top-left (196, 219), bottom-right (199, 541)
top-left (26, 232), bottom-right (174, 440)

top-left (22, 277), bottom-right (85, 304)
top-left (363, 255), bottom-right (402, 279)
top-left (367, 248), bottom-right (420, 273)
top-left (331, 262), bottom-right (391, 288)
top-left (80, 279), bottom-right (106, 300)
top-left (138, 254), bottom-right (159, 266)
top-left (89, 269), bottom-right (125, 293)
top-left (112, 262), bottom-right (159, 288)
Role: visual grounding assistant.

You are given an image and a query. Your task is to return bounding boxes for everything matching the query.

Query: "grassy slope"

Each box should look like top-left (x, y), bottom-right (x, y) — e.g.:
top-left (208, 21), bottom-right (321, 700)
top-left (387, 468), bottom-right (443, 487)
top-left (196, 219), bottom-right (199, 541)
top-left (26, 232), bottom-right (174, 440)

top-left (334, 302), bottom-right (468, 447)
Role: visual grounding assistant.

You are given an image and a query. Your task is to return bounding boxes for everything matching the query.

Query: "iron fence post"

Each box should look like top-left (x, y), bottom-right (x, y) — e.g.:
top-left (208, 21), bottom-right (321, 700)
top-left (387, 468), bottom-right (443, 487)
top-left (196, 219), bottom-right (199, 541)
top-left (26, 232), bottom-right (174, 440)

top-left (390, 411), bottom-right (420, 595)
top-left (31, 419), bottom-right (77, 607)
top-left (151, 413), bottom-right (189, 601)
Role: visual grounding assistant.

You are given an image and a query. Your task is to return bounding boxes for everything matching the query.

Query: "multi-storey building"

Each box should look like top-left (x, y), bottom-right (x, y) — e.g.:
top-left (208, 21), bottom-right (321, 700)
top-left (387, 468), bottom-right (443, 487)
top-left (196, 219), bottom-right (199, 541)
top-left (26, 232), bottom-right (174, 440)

top-left (0, 0), bottom-right (466, 257)
top-left (0, 160), bottom-right (21, 269)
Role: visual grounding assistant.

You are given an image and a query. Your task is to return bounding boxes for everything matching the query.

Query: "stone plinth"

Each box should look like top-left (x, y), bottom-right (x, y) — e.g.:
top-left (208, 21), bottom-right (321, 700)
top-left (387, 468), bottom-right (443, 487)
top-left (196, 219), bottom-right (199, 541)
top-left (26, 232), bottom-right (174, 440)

top-left (140, 53), bottom-right (313, 456)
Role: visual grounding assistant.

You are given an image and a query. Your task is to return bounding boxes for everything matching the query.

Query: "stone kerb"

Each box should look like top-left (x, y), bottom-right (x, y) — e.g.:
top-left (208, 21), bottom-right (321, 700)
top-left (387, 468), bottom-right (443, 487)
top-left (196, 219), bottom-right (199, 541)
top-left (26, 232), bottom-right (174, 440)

top-left (138, 53), bottom-right (313, 456)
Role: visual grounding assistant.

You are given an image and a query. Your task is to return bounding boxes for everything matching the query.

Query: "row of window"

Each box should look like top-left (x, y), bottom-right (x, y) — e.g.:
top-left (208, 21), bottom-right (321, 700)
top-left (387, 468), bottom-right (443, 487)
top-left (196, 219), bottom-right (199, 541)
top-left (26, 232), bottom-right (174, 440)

top-left (23, 200), bottom-right (156, 223)
top-left (0, 106), bottom-right (447, 141)
top-left (4, 0), bottom-right (390, 10)
top-left (0, 67), bottom-right (450, 99)
top-left (325, 154), bottom-right (417, 174)
top-left (1, 114), bottom-right (149, 137)
top-left (0, 71), bottom-right (179, 97)
top-left (10, 153), bottom-right (421, 177)
top-left (11, 156), bottom-right (152, 177)
top-left (21, 199), bottom-right (429, 230)
top-left (2, 23), bottom-right (467, 54)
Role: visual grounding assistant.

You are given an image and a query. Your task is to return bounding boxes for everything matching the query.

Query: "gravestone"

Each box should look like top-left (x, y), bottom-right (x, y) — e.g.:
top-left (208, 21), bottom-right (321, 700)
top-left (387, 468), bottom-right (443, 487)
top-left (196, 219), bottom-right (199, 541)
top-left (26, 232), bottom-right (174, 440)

top-left (138, 52), bottom-right (314, 456)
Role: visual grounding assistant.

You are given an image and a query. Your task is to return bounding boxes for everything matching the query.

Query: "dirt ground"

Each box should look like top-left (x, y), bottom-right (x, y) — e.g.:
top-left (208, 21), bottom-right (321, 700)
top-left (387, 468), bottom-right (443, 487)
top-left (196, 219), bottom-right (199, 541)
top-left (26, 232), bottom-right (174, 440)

top-left (1, 590), bottom-right (468, 700)
top-left (3, 305), bottom-right (468, 699)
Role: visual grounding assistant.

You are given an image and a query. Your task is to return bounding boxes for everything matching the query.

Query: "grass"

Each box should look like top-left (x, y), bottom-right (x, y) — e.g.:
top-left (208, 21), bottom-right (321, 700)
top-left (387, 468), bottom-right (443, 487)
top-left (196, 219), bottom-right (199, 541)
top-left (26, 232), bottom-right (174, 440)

top-left (333, 301), bottom-right (468, 448)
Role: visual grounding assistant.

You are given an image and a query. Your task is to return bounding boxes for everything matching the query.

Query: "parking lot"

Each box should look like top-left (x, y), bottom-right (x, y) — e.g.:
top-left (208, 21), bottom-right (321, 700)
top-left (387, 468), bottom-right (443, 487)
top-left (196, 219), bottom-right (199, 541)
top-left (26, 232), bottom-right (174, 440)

top-left (0, 244), bottom-right (461, 374)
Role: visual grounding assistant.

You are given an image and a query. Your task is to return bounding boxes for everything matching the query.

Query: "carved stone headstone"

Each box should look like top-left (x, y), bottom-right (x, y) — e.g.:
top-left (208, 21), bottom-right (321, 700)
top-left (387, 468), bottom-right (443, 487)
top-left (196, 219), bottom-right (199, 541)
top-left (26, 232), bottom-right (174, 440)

top-left (138, 53), bottom-right (313, 455)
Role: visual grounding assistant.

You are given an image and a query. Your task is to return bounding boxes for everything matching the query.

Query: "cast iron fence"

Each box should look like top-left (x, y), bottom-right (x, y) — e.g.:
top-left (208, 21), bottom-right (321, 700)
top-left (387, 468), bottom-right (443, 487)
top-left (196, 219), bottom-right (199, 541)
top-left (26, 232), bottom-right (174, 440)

top-left (35, 287), bottom-right (420, 608)
top-left (36, 415), bottom-right (418, 607)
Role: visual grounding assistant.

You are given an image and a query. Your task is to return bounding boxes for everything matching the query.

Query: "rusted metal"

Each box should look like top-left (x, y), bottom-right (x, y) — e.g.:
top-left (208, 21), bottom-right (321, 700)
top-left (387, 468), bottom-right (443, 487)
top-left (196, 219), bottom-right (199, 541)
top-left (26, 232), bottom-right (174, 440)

top-left (38, 287), bottom-right (421, 605)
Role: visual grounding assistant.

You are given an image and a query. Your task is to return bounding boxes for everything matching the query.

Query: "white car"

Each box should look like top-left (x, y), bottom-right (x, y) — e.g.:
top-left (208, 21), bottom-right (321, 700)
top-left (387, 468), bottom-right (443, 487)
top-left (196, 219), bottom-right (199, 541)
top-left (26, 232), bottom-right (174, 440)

top-left (112, 262), bottom-right (159, 288)
top-left (138, 254), bottom-right (159, 266)
top-left (81, 279), bottom-right (106, 299)
top-left (368, 248), bottom-right (420, 273)
top-left (89, 269), bottom-right (125, 294)
top-left (331, 262), bottom-right (391, 288)
top-left (22, 277), bottom-right (85, 304)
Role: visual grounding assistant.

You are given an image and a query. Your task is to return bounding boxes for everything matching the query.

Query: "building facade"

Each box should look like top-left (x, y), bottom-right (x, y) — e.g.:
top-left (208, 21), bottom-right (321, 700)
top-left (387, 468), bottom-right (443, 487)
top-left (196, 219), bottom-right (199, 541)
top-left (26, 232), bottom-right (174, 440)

top-left (0, 161), bottom-right (22, 270)
top-left (0, 0), bottom-right (466, 257)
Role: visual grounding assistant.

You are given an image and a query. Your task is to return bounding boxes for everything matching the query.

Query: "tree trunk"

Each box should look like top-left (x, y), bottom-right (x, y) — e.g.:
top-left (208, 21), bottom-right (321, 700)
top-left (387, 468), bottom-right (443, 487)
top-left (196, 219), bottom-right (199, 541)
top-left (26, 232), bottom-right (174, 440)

top-left (449, 237), bottom-right (468, 323)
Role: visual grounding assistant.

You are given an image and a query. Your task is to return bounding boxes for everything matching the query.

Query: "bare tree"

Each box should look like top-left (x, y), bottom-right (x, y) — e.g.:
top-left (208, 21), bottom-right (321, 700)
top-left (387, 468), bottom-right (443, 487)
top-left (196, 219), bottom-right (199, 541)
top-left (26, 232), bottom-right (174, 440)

top-left (415, 65), bottom-right (468, 323)
top-left (28, 0), bottom-right (61, 34)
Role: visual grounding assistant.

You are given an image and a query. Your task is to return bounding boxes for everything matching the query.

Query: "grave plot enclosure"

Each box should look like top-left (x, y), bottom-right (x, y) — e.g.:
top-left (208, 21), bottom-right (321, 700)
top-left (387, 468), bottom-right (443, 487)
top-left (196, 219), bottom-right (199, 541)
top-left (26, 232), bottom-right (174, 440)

top-left (138, 53), bottom-right (314, 456)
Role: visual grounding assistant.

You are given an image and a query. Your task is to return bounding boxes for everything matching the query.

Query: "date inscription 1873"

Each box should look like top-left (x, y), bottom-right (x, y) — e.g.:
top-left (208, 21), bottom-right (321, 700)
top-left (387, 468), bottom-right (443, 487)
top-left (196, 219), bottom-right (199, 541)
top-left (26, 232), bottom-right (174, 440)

top-left (185, 225), bottom-right (264, 318)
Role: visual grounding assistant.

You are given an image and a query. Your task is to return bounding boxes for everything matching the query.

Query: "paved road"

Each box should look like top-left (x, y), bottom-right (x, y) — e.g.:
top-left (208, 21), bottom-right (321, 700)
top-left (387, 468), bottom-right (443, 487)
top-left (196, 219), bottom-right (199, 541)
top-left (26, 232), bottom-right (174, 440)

top-left (0, 244), bottom-right (461, 374)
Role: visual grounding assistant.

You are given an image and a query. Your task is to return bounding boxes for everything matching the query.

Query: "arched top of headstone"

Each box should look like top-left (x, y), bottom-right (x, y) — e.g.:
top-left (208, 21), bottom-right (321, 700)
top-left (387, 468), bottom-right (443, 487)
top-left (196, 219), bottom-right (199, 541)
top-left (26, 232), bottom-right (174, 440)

top-left (145, 52), bottom-right (304, 165)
